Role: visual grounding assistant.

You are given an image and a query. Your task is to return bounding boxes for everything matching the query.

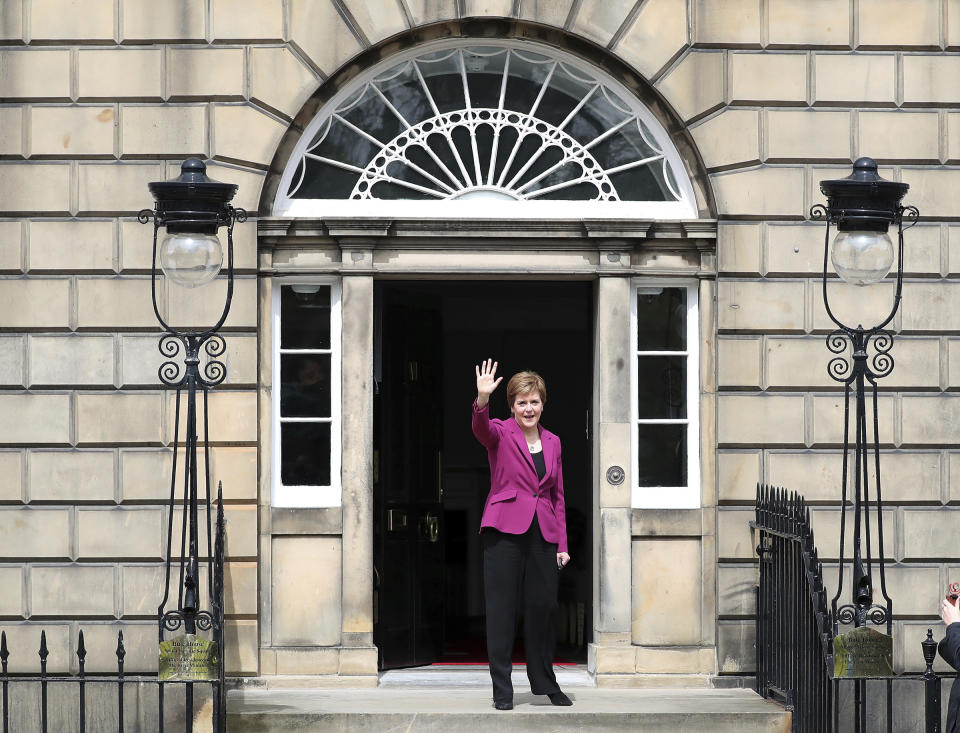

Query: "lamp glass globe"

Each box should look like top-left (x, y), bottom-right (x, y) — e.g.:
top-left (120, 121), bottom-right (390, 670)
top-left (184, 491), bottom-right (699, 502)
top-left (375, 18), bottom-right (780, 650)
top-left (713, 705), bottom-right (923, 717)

top-left (158, 232), bottom-right (223, 288)
top-left (830, 230), bottom-right (895, 286)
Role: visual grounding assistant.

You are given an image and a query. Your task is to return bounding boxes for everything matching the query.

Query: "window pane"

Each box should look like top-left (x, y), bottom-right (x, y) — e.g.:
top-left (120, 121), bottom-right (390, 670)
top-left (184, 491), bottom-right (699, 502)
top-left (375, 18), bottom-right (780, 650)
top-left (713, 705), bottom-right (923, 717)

top-left (281, 355), bottom-right (331, 417)
top-left (589, 122), bottom-right (659, 172)
top-left (610, 164), bottom-right (672, 202)
top-left (637, 288), bottom-right (685, 351)
top-left (280, 286), bottom-right (331, 349)
top-left (536, 62), bottom-right (593, 128)
top-left (416, 50), bottom-right (465, 114)
top-left (309, 117), bottom-right (380, 172)
top-left (464, 47), bottom-right (507, 109)
top-left (374, 61), bottom-right (434, 127)
top-left (637, 356), bottom-right (686, 418)
top-left (339, 85), bottom-right (405, 144)
top-left (566, 88), bottom-right (631, 147)
top-left (636, 424), bottom-right (686, 487)
top-left (294, 158), bottom-right (360, 199)
top-left (503, 50), bottom-right (553, 113)
top-left (281, 423), bottom-right (331, 486)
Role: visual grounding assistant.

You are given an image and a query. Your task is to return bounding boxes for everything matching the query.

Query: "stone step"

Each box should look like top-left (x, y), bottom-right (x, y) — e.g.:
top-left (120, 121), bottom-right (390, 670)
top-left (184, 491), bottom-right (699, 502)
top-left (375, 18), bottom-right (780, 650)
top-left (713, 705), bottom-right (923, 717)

top-left (227, 675), bottom-right (791, 732)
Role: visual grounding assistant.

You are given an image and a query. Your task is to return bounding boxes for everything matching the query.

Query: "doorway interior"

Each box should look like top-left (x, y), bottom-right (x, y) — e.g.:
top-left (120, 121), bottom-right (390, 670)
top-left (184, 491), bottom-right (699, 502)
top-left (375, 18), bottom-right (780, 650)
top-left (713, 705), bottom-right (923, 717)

top-left (373, 280), bottom-right (594, 670)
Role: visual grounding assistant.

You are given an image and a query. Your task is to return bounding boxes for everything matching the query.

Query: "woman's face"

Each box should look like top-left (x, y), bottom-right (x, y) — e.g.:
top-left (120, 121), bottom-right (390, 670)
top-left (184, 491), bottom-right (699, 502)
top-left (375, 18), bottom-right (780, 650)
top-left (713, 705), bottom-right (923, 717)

top-left (511, 390), bottom-right (543, 431)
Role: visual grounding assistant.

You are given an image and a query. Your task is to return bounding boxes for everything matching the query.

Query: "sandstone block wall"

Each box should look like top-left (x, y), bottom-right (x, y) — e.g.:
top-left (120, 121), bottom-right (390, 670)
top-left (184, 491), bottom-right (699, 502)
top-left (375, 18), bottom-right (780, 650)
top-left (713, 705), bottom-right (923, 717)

top-left (0, 0), bottom-right (266, 670)
top-left (699, 0), bottom-right (960, 667)
top-left (2, 0), bottom-right (958, 678)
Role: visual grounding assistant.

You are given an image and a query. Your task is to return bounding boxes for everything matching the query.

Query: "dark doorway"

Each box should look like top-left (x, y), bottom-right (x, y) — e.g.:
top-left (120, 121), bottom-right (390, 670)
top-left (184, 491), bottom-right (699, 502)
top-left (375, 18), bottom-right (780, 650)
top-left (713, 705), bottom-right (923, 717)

top-left (373, 281), bottom-right (593, 670)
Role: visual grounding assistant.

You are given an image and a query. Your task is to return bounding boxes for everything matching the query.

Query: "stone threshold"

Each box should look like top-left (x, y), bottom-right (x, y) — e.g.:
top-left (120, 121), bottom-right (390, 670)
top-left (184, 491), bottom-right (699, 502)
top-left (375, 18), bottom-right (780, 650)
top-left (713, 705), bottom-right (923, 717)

top-left (228, 668), bottom-right (758, 690)
top-left (226, 685), bottom-right (790, 733)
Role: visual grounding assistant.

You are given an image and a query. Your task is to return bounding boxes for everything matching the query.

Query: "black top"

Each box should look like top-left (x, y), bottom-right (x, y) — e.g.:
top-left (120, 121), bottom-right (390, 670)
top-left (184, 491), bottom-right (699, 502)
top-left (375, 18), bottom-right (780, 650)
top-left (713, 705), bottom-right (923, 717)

top-left (531, 450), bottom-right (546, 481)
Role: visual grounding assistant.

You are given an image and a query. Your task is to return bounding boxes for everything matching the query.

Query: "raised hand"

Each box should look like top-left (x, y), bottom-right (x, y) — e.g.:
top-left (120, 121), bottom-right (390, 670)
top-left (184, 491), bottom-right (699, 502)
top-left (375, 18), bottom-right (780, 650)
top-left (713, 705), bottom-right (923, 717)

top-left (475, 358), bottom-right (503, 407)
top-left (943, 597), bottom-right (960, 626)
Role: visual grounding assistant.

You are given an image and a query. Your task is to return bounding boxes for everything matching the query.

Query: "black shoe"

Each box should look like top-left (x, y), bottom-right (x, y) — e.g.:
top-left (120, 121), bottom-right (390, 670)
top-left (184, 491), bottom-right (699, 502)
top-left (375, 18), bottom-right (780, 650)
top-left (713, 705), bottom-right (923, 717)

top-left (548, 691), bottom-right (572, 706)
top-left (494, 700), bottom-right (513, 710)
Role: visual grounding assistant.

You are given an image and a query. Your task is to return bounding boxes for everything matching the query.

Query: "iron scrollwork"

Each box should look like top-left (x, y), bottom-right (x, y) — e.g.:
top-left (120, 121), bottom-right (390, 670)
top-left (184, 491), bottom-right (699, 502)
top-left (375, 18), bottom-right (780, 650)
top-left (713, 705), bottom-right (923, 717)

top-left (160, 609), bottom-right (217, 634)
top-left (826, 329), bottom-right (852, 383)
top-left (156, 334), bottom-right (229, 389)
top-left (869, 330), bottom-right (894, 380)
top-left (138, 205), bottom-right (247, 231)
top-left (202, 335), bottom-right (228, 387)
top-left (836, 603), bottom-right (888, 627)
top-left (158, 334), bottom-right (186, 386)
top-left (902, 205), bottom-right (920, 231)
top-left (824, 328), bottom-right (895, 385)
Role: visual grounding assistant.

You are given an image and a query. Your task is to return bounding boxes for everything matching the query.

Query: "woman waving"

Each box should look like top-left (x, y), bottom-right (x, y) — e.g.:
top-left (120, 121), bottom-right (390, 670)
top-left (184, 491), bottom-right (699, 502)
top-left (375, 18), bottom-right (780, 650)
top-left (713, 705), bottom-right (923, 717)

top-left (472, 358), bottom-right (572, 710)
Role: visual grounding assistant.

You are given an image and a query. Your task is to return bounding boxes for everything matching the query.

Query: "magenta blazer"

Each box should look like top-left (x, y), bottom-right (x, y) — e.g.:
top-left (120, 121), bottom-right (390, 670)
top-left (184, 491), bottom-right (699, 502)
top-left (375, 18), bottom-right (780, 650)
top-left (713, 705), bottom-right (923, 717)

top-left (472, 400), bottom-right (568, 554)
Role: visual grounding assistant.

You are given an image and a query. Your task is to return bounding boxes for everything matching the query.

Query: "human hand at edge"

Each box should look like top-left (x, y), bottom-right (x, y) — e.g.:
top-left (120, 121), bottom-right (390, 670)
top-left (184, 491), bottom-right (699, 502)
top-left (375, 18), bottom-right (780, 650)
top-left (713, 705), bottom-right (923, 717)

top-left (557, 552), bottom-right (570, 569)
top-left (941, 597), bottom-right (960, 626)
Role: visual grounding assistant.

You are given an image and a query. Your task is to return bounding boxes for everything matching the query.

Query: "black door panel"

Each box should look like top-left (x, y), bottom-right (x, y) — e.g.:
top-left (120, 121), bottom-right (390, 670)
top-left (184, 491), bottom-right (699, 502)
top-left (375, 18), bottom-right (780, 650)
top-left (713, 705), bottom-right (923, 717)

top-left (375, 294), bottom-right (445, 669)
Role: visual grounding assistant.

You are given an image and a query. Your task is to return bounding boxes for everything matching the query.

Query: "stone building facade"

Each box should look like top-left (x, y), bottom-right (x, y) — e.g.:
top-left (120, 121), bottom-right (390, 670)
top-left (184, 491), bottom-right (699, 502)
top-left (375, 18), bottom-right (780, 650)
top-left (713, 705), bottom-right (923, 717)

top-left (1, 0), bottom-right (959, 689)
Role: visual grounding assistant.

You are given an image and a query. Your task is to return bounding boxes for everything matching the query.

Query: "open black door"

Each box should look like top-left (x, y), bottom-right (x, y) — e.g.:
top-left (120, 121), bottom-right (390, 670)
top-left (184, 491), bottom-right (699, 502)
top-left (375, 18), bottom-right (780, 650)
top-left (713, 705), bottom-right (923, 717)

top-left (374, 280), bottom-right (594, 669)
top-left (373, 288), bottom-right (445, 669)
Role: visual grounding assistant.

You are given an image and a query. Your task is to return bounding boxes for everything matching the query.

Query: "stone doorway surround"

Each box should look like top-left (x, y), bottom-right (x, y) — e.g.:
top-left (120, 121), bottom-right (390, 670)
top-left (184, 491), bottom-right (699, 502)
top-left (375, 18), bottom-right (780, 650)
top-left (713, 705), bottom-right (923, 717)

top-left (255, 216), bottom-right (718, 684)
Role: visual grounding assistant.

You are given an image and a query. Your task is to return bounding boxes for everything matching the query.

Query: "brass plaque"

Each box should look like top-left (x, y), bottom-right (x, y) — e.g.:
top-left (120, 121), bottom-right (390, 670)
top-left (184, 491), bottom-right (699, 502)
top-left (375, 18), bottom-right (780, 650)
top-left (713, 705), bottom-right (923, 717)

top-left (833, 627), bottom-right (893, 678)
top-left (159, 634), bottom-right (219, 681)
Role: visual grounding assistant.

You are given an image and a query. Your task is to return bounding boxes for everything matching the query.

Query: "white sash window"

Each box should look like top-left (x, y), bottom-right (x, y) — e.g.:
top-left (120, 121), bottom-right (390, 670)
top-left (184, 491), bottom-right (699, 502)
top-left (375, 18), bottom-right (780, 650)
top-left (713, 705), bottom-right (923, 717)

top-left (272, 281), bottom-right (342, 507)
top-left (631, 283), bottom-right (700, 509)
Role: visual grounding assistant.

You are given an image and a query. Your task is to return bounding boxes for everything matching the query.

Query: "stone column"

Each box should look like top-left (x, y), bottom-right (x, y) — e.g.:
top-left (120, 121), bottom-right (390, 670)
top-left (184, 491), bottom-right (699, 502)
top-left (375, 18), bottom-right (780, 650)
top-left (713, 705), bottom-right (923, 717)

top-left (338, 268), bottom-right (377, 675)
top-left (588, 272), bottom-right (636, 679)
top-left (698, 277), bottom-right (718, 656)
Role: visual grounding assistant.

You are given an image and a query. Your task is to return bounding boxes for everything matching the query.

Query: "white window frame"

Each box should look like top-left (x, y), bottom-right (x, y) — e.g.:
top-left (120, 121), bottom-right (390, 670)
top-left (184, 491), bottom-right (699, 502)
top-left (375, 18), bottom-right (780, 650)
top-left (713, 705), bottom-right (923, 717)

top-left (271, 278), bottom-right (342, 508)
top-left (630, 280), bottom-right (700, 509)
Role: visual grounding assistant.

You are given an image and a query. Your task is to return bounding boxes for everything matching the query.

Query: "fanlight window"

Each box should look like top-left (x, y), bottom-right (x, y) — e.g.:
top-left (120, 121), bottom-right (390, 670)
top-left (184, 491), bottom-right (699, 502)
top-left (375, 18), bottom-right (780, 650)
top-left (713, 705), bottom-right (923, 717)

top-left (275, 41), bottom-right (696, 217)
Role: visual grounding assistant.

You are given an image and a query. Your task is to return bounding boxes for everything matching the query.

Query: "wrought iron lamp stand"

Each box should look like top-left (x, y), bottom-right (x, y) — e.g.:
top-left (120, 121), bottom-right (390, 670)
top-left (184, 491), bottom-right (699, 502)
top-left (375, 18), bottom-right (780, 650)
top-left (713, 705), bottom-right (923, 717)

top-left (811, 157), bottom-right (918, 731)
top-left (140, 159), bottom-right (246, 733)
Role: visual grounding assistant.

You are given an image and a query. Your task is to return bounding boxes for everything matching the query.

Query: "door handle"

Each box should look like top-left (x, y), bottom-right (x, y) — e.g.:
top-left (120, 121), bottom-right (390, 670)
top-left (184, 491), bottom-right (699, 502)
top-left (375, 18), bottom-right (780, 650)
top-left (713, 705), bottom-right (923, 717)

top-left (437, 450), bottom-right (443, 503)
top-left (387, 509), bottom-right (407, 532)
top-left (420, 512), bottom-right (439, 543)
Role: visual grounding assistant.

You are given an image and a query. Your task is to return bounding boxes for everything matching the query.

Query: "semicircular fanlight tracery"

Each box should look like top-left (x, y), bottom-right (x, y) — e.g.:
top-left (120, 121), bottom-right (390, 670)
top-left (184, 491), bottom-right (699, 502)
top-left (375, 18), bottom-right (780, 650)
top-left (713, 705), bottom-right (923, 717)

top-left (282, 42), bottom-right (690, 207)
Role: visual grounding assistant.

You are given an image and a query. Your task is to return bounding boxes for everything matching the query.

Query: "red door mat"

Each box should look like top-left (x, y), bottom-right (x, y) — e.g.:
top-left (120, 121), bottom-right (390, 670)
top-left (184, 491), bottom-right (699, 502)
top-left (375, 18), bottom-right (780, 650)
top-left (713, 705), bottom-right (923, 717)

top-left (433, 639), bottom-right (572, 665)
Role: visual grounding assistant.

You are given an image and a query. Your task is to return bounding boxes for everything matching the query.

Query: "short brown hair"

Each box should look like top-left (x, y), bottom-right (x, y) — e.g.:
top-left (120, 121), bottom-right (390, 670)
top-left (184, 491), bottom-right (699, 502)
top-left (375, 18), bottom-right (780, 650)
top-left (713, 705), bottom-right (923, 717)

top-left (506, 371), bottom-right (547, 408)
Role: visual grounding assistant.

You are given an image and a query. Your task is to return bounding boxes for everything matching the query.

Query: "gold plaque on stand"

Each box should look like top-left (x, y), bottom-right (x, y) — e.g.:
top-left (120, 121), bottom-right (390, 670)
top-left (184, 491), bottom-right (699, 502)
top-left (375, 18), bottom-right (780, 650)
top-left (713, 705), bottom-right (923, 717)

top-left (159, 634), bottom-right (219, 681)
top-left (833, 627), bottom-right (893, 678)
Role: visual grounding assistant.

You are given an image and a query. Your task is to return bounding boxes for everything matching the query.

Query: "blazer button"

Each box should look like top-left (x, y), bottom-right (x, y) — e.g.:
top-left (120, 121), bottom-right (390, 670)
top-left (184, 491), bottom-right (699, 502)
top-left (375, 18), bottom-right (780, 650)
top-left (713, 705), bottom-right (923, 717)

top-left (533, 493), bottom-right (539, 498)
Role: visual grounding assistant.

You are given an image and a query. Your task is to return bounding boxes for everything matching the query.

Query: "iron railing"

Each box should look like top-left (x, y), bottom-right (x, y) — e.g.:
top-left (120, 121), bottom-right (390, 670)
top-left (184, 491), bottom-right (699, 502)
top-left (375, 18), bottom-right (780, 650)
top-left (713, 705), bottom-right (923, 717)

top-left (0, 495), bottom-right (226, 733)
top-left (753, 484), bottom-right (952, 732)
top-left (0, 628), bottom-right (220, 733)
top-left (754, 484), bottom-right (833, 731)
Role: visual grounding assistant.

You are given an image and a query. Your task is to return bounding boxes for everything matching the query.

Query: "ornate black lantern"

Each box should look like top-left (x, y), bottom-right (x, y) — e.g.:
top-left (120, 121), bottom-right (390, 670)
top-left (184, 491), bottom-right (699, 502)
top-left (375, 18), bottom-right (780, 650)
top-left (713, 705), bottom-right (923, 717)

top-left (139, 159), bottom-right (246, 733)
top-left (810, 158), bottom-right (917, 721)
top-left (818, 157), bottom-right (911, 286)
top-left (146, 157), bottom-right (242, 290)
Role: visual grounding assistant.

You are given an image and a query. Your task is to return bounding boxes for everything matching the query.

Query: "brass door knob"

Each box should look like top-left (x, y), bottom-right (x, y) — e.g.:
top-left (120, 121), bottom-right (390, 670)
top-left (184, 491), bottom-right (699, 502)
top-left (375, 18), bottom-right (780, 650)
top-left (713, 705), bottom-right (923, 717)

top-left (421, 512), bottom-right (439, 543)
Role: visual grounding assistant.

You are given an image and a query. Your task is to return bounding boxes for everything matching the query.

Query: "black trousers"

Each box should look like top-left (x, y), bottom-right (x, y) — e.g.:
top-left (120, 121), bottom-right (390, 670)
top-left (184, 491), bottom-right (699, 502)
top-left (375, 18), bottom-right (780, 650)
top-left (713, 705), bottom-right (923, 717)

top-left (482, 513), bottom-right (560, 703)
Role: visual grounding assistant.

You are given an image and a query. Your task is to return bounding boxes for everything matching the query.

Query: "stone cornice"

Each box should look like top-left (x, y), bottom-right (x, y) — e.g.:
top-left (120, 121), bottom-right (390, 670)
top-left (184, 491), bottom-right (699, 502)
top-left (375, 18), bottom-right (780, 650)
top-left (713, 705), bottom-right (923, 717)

top-left (257, 217), bottom-right (718, 278)
top-left (258, 217), bottom-right (718, 245)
